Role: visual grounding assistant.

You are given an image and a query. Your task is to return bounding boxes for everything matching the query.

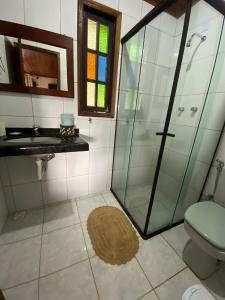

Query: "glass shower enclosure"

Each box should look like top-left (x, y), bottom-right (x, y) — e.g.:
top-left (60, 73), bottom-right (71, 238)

top-left (111, 0), bottom-right (225, 238)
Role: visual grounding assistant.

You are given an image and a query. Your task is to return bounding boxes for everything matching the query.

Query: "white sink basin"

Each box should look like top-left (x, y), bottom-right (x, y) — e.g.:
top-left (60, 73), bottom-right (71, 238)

top-left (6, 137), bottom-right (61, 143)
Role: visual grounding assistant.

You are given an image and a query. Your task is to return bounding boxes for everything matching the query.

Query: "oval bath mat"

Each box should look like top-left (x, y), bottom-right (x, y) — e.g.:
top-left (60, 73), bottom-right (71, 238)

top-left (87, 206), bottom-right (139, 265)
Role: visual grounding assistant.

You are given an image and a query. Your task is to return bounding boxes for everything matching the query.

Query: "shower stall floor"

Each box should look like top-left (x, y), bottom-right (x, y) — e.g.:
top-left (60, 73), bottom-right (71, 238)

top-left (113, 184), bottom-right (180, 233)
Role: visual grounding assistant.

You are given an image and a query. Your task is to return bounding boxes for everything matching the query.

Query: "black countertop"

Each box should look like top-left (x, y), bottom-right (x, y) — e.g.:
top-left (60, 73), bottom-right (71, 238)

top-left (0, 128), bottom-right (89, 157)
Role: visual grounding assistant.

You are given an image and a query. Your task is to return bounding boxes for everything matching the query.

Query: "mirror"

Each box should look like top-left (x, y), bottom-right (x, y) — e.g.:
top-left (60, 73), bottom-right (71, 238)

top-left (0, 20), bottom-right (74, 98)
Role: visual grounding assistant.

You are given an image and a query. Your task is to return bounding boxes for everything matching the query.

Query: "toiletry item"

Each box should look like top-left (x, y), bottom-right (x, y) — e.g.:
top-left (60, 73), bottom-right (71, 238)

top-left (60, 124), bottom-right (75, 137)
top-left (60, 113), bottom-right (74, 126)
top-left (0, 122), bottom-right (6, 136)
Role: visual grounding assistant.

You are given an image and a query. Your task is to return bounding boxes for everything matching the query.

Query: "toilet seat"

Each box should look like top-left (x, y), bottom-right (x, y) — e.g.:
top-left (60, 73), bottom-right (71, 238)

top-left (185, 201), bottom-right (225, 250)
top-left (182, 284), bottom-right (215, 300)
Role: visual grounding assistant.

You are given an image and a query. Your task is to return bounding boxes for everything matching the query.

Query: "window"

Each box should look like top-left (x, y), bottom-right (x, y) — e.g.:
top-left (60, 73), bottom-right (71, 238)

top-left (78, 0), bottom-right (121, 118)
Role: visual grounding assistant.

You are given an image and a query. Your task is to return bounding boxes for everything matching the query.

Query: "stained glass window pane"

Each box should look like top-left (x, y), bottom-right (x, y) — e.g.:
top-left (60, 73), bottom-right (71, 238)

top-left (88, 19), bottom-right (97, 50)
top-left (99, 24), bottom-right (108, 54)
top-left (98, 55), bottom-right (107, 82)
top-left (97, 83), bottom-right (105, 107)
top-left (87, 82), bottom-right (95, 106)
top-left (87, 52), bottom-right (96, 80)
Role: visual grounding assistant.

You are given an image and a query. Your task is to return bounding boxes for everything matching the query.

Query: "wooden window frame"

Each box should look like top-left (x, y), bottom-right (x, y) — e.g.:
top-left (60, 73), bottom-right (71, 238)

top-left (77, 0), bottom-right (121, 118)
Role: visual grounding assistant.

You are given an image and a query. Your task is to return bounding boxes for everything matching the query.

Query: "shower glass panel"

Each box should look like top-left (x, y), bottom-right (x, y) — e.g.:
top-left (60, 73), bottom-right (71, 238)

top-left (147, 1), bottom-right (224, 234)
top-left (112, 28), bottom-right (145, 204)
top-left (172, 15), bottom-right (225, 223)
top-left (124, 11), bottom-right (187, 231)
top-left (112, 0), bottom-right (225, 238)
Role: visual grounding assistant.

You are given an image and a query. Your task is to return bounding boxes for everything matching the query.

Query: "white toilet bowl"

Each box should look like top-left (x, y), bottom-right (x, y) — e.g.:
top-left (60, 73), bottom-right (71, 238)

top-left (184, 201), bottom-right (225, 279)
top-left (183, 169), bottom-right (225, 279)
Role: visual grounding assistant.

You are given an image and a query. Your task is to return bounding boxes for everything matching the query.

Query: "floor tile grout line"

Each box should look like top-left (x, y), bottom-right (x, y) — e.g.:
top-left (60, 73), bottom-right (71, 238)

top-left (0, 233), bottom-right (42, 248)
top-left (37, 208), bottom-right (44, 300)
top-left (153, 265), bottom-right (188, 290)
top-left (135, 256), bottom-right (154, 290)
top-left (39, 257), bottom-right (89, 280)
top-left (75, 200), bottom-right (101, 300)
top-left (160, 231), bottom-right (187, 261)
top-left (42, 221), bottom-right (81, 236)
top-left (3, 278), bottom-right (39, 293)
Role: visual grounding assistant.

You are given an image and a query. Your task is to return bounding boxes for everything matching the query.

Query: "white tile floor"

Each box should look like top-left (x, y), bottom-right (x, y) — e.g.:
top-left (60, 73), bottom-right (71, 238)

top-left (0, 191), bottom-right (224, 300)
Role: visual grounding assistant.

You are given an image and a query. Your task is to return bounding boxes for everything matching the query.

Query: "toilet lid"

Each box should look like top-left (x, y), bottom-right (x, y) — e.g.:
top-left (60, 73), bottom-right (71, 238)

top-left (185, 201), bottom-right (225, 250)
top-left (182, 284), bottom-right (215, 300)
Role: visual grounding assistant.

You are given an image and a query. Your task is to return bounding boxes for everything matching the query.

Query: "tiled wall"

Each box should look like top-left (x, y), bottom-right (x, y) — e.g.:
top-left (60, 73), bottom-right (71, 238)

top-left (0, 0), bottom-right (153, 212)
top-left (0, 181), bottom-right (7, 231)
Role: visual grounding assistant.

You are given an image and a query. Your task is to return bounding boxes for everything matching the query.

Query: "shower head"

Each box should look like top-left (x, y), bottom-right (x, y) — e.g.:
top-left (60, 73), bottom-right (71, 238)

top-left (186, 33), bottom-right (206, 47)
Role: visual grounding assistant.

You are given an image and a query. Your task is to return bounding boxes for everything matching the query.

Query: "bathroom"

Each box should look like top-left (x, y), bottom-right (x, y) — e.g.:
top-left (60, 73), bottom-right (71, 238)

top-left (0, 0), bottom-right (225, 299)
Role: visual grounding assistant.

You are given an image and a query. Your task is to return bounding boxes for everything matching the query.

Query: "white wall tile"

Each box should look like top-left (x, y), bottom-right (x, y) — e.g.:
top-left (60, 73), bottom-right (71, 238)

top-left (121, 14), bottom-right (138, 37)
top-left (63, 99), bottom-right (78, 116)
top-left (141, 1), bottom-right (154, 17)
top-left (12, 182), bottom-right (43, 210)
top-left (2, 186), bottom-right (15, 213)
top-left (0, 93), bottom-right (32, 116)
top-left (43, 153), bottom-right (66, 180)
top-left (196, 129), bottom-right (220, 164)
top-left (73, 41), bottom-right (78, 82)
top-left (6, 156), bottom-right (38, 185)
top-left (24, 0), bottom-right (61, 32)
top-left (0, 116), bottom-right (34, 128)
top-left (61, 0), bottom-right (78, 39)
top-left (66, 151), bottom-right (89, 177)
top-left (94, 0), bottom-right (118, 10)
top-left (160, 12), bottom-right (177, 36)
top-left (0, 0), bottom-right (24, 24)
top-left (201, 93), bottom-right (225, 131)
top-left (42, 179), bottom-right (67, 204)
top-left (34, 117), bottom-right (60, 128)
top-left (215, 132), bottom-right (225, 162)
top-left (0, 158), bottom-right (10, 186)
top-left (89, 171), bottom-right (108, 194)
top-left (0, 181), bottom-right (8, 232)
top-left (75, 118), bottom-right (90, 142)
top-left (119, 0), bottom-right (142, 20)
top-left (32, 96), bottom-right (63, 118)
top-left (189, 160), bottom-right (209, 192)
top-left (89, 119), bottom-right (111, 149)
top-left (89, 148), bottom-right (109, 174)
top-left (156, 32), bottom-right (174, 68)
top-left (67, 175), bottom-right (89, 199)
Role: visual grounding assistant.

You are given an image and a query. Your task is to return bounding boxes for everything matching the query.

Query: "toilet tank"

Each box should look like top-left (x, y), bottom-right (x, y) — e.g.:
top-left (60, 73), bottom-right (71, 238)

top-left (214, 168), bottom-right (225, 208)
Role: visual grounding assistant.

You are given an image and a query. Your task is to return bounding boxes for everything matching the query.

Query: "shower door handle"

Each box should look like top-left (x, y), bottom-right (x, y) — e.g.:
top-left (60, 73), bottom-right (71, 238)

top-left (156, 132), bottom-right (175, 138)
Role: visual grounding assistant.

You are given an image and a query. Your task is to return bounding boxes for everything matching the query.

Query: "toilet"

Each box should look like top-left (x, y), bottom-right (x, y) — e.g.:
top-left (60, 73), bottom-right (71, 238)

top-left (183, 170), bottom-right (225, 279)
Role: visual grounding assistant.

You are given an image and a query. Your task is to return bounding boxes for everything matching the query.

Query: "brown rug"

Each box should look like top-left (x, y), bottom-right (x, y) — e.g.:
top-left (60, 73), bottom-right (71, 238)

top-left (87, 206), bottom-right (139, 265)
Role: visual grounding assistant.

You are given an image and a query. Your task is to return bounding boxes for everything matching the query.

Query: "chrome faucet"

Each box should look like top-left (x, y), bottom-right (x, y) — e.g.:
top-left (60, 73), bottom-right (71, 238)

top-left (33, 126), bottom-right (40, 136)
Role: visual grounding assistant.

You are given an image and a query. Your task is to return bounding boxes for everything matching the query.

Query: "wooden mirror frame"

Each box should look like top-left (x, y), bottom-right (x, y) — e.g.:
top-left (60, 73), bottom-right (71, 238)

top-left (0, 20), bottom-right (74, 98)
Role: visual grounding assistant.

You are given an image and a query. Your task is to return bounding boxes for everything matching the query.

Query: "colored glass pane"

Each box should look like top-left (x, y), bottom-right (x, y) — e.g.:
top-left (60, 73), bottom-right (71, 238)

top-left (87, 52), bottom-right (96, 80)
top-left (98, 55), bottom-right (107, 82)
top-left (99, 24), bottom-right (108, 54)
top-left (97, 83), bottom-right (105, 108)
top-left (87, 82), bottom-right (95, 107)
top-left (88, 19), bottom-right (97, 50)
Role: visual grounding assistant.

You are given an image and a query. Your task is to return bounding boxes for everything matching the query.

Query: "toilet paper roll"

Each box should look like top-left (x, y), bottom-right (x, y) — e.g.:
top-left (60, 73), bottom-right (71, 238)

top-left (0, 122), bottom-right (6, 136)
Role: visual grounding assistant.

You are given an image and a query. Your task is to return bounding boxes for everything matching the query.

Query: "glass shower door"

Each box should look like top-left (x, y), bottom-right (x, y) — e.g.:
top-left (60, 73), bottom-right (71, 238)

top-left (122, 7), bottom-right (187, 232)
top-left (147, 0), bottom-right (224, 234)
top-left (111, 27), bottom-right (145, 205)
